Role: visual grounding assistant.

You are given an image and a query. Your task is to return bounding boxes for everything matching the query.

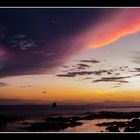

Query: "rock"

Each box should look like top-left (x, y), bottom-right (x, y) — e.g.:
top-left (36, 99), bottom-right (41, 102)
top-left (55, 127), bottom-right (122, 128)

top-left (0, 114), bottom-right (18, 128)
top-left (124, 127), bottom-right (139, 132)
top-left (52, 103), bottom-right (56, 108)
top-left (23, 121), bottom-right (69, 131)
top-left (130, 119), bottom-right (140, 127)
top-left (96, 121), bottom-right (127, 127)
top-left (22, 122), bottom-right (30, 125)
top-left (45, 116), bottom-right (71, 122)
top-left (23, 116), bottom-right (83, 132)
top-left (106, 125), bottom-right (120, 132)
top-left (71, 116), bottom-right (82, 121)
top-left (69, 121), bottom-right (83, 127)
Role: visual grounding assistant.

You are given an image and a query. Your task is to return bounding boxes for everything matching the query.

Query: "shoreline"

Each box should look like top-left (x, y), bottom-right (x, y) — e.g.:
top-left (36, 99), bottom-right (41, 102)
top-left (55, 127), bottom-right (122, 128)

top-left (1, 111), bottom-right (140, 132)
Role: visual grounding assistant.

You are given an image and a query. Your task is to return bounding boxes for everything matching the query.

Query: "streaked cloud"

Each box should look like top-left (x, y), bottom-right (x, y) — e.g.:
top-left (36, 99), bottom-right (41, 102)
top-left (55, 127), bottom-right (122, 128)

top-left (80, 59), bottom-right (100, 64)
top-left (0, 82), bottom-right (9, 87)
top-left (92, 76), bottom-right (131, 83)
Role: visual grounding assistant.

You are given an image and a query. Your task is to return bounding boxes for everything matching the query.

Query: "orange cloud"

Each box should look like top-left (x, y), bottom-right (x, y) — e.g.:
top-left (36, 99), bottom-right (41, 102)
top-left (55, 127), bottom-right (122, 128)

top-left (74, 8), bottom-right (140, 49)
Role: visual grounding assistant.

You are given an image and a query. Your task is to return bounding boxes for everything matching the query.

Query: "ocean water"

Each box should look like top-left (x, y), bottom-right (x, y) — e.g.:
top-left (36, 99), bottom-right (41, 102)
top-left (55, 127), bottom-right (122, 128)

top-left (64, 119), bottom-right (128, 132)
top-left (0, 105), bottom-right (140, 132)
top-left (2, 118), bottom-right (129, 132)
top-left (0, 105), bottom-right (140, 117)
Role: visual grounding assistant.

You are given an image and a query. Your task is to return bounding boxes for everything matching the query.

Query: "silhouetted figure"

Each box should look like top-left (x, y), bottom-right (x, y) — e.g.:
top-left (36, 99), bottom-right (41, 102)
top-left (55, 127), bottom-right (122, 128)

top-left (52, 102), bottom-right (56, 108)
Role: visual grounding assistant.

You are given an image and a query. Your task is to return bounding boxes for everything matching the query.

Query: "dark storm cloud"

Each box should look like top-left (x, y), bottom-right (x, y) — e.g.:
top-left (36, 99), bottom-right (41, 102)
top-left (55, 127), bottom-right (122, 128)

top-left (1, 8), bottom-right (128, 78)
top-left (0, 8), bottom-right (114, 78)
top-left (92, 76), bottom-right (131, 83)
top-left (32, 51), bottom-right (56, 56)
top-left (0, 30), bottom-right (83, 77)
top-left (8, 34), bottom-right (38, 50)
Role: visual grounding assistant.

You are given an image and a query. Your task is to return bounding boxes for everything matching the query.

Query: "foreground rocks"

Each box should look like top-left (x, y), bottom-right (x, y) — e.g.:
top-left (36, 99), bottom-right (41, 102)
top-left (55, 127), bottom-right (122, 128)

top-left (22, 116), bottom-right (83, 132)
top-left (96, 121), bottom-right (128, 127)
top-left (106, 125), bottom-right (120, 132)
top-left (96, 118), bottom-right (140, 132)
top-left (0, 114), bottom-right (20, 128)
top-left (83, 111), bottom-right (140, 120)
top-left (12, 112), bottom-right (140, 132)
top-left (2, 111), bottom-right (140, 132)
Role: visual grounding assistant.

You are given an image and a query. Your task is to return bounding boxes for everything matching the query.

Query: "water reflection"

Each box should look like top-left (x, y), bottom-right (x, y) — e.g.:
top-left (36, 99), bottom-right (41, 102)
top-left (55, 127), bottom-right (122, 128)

top-left (64, 119), bottom-right (128, 132)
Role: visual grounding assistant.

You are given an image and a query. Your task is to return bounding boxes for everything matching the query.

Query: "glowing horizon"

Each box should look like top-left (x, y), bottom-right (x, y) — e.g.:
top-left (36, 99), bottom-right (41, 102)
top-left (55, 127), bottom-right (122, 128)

top-left (1, 8), bottom-right (140, 104)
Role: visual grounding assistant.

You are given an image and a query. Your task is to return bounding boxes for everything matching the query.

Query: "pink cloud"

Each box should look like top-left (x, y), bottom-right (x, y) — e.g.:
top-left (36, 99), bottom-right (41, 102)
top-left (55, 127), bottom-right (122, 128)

top-left (73, 8), bottom-right (140, 49)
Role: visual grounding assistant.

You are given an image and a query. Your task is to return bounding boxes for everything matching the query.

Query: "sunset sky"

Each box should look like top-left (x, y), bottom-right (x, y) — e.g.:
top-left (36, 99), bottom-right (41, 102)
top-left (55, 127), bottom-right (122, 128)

top-left (1, 8), bottom-right (140, 104)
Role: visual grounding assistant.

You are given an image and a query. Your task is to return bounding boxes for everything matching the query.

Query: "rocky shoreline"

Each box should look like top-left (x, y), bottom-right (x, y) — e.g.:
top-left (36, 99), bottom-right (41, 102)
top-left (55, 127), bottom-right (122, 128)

top-left (1, 111), bottom-right (140, 132)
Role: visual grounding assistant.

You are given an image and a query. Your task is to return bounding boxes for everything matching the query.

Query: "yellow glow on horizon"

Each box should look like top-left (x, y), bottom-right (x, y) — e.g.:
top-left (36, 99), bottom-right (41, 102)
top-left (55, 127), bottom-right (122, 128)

top-left (1, 84), bottom-right (140, 103)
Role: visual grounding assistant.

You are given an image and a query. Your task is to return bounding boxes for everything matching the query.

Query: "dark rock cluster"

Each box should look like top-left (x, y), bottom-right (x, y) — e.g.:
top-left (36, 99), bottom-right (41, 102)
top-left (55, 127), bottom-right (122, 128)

top-left (0, 114), bottom-right (19, 128)
top-left (22, 116), bottom-right (83, 132)
top-left (83, 111), bottom-right (140, 120)
top-left (96, 118), bottom-right (140, 132)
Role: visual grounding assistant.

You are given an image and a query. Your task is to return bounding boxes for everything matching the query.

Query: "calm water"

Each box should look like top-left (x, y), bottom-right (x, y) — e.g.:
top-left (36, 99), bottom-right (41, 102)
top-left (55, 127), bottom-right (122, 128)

top-left (0, 105), bottom-right (140, 117)
top-left (1, 118), bottom-right (128, 132)
top-left (64, 119), bottom-right (128, 132)
top-left (0, 106), bottom-right (139, 132)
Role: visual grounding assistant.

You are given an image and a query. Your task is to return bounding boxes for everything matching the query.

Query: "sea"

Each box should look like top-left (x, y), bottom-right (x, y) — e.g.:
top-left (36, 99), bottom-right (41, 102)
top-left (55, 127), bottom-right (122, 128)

top-left (0, 105), bottom-right (140, 132)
